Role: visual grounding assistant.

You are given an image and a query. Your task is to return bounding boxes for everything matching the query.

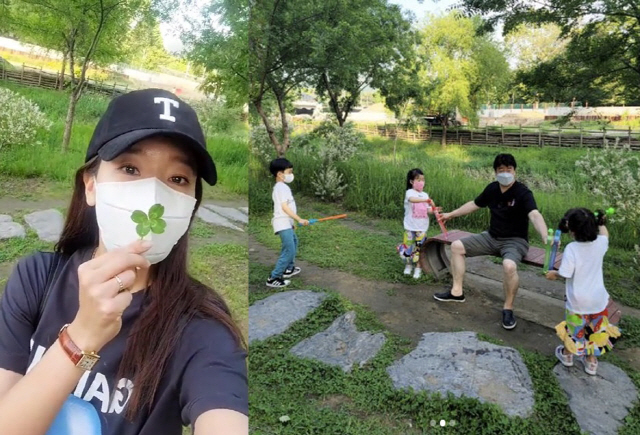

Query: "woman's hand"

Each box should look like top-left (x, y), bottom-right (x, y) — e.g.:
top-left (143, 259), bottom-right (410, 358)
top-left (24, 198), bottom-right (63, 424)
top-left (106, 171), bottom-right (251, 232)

top-left (67, 240), bottom-right (152, 352)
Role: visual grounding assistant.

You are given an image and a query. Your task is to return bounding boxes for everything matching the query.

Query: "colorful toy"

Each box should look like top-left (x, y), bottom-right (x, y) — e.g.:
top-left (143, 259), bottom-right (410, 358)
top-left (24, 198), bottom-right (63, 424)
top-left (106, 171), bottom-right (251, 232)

top-left (547, 229), bottom-right (562, 271)
top-left (595, 207), bottom-right (615, 221)
top-left (426, 199), bottom-right (448, 239)
top-left (542, 228), bottom-right (554, 273)
top-left (298, 214), bottom-right (348, 226)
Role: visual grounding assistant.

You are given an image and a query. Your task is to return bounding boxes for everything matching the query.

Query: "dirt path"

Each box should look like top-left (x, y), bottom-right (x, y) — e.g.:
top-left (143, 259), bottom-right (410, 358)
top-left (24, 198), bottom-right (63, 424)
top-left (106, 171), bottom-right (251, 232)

top-left (250, 236), bottom-right (558, 356)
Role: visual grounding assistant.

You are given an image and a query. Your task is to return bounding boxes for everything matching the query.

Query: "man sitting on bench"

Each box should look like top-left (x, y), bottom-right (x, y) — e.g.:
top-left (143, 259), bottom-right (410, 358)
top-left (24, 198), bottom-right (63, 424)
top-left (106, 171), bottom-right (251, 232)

top-left (435, 153), bottom-right (549, 330)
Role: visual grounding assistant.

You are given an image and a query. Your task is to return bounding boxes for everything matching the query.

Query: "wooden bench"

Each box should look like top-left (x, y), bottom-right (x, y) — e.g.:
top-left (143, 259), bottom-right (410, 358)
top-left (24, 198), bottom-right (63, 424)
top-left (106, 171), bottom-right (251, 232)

top-left (419, 229), bottom-right (622, 324)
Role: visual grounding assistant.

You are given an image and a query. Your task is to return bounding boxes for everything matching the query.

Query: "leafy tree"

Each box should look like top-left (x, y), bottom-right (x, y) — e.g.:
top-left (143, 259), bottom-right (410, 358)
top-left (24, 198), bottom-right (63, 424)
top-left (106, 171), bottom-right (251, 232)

top-left (308, 0), bottom-right (414, 126)
top-left (458, 0), bottom-right (640, 106)
top-left (411, 12), bottom-right (510, 145)
top-left (124, 16), bottom-right (173, 71)
top-left (6, 0), bottom-right (152, 150)
top-left (504, 23), bottom-right (568, 71)
top-left (188, 0), bottom-right (415, 156)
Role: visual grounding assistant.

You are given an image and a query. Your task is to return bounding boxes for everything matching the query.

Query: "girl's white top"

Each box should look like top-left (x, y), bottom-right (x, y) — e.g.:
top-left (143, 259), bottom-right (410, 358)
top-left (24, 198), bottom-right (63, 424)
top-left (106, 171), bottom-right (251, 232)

top-left (558, 235), bottom-right (611, 314)
top-left (403, 189), bottom-right (430, 232)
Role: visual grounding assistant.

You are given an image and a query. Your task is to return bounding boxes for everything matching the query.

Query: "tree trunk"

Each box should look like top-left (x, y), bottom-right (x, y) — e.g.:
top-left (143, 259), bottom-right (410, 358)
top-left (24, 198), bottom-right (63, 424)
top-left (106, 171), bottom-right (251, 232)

top-left (253, 99), bottom-right (283, 156)
top-left (274, 91), bottom-right (290, 155)
top-left (69, 49), bottom-right (76, 86)
top-left (322, 72), bottom-right (344, 126)
top-left (441, 116), bottom-right (448, 147)
top-left (62, 90), bottom-right (80, 151)
top-left (59, 51), bottom-right (68, 90)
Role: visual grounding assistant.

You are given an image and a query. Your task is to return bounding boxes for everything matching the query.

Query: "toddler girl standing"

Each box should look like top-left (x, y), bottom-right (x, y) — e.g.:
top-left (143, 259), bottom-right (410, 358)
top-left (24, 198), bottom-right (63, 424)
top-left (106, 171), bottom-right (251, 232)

top-left (546, 208), bottom-right (621, 375)
top-left (397, 168), bottom-right (432, 279)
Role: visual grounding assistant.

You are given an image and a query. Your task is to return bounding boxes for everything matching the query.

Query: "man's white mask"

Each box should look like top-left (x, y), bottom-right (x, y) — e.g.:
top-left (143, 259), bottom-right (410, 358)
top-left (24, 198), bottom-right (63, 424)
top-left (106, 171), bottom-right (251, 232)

top-left (95, 177), bottom-right (197, 264)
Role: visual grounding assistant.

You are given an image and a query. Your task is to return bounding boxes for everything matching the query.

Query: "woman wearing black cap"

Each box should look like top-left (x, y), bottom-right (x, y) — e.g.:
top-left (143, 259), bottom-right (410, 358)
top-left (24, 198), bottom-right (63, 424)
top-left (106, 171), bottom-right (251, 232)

top-left (0, 89), bottom-right (248, 434)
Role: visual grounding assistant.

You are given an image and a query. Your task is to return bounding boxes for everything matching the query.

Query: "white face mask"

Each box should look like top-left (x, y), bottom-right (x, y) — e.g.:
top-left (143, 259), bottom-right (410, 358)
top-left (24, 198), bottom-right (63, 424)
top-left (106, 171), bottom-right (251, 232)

top-left (95, 177), bottom-right (197, 264)
top-left (496, 172), bottom-right (514, 186)
top-left (284, 174), bottom-right (294, 184)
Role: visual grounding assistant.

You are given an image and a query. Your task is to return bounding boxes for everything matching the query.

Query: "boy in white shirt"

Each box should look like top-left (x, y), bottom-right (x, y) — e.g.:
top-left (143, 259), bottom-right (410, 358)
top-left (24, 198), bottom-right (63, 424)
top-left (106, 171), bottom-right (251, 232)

top-left (267, 158), bottom-right (309, 288)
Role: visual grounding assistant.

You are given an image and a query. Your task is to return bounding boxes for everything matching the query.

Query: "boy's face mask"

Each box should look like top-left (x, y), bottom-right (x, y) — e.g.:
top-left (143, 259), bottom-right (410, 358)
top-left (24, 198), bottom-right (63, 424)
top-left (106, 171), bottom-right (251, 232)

top-left (94, 177), bottom-right (197, 264)
top-left (284, 173), bottom-right (294, 183)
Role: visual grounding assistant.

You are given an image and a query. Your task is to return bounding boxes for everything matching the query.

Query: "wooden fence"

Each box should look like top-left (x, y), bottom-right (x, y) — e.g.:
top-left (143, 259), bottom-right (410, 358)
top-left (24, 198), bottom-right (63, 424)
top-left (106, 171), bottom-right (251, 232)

top-left (296, 122), bottom-right (640, 151)
top-left (0, 63), bottom-right (129, 97)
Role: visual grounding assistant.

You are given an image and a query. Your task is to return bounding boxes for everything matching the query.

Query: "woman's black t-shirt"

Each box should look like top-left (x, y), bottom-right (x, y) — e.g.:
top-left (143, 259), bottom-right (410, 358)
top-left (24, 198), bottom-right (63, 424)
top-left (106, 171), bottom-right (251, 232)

top-left (0, 248), bottom-right (248, 434)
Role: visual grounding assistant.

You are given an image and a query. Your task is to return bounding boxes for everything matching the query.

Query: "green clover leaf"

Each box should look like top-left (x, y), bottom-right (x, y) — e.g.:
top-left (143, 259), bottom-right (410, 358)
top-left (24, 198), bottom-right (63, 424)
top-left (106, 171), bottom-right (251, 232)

top-left (131, 204), bottom-right (166, 239)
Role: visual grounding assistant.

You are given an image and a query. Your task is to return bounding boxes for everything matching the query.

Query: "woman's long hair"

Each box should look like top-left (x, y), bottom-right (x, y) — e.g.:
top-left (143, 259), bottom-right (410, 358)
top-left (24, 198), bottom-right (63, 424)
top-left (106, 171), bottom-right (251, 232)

top-left (55, 156), bottom-right (246, 419)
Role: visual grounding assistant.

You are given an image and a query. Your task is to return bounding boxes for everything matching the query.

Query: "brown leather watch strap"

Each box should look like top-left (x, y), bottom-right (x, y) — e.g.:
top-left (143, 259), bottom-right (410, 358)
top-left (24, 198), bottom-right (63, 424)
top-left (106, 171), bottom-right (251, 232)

top-left (58, 324), bottom-right (83, 365)
top-left (58, 324), bottom-right (100, 370)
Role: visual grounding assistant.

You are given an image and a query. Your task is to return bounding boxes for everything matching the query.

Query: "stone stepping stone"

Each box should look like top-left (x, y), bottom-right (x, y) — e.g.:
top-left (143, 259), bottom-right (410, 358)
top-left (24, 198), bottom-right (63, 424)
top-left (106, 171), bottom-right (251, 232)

top-left (201, 203), bottom-right (248, 224)
top-left (290, 311), bottom-right (386, 372)
top-left (553, 361), bottom-right (638, 435)
top-left (249, 290), bottom-right (327, 344)
top-left (387, 331), bottom-right (534, 418)
top-left (239, 207), bottom-right (248, 215)
top-left (24, 209), bottom-right (64, 242)
top-left (196, 207), bottom-right (244, 232)
top-left (0, 215), bottom-right (25, 240)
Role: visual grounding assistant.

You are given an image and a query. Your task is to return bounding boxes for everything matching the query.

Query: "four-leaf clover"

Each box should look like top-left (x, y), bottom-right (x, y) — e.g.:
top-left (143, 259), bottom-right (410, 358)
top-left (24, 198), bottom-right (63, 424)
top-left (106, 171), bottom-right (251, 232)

top-left (131, 204), bottom-right (167, 239)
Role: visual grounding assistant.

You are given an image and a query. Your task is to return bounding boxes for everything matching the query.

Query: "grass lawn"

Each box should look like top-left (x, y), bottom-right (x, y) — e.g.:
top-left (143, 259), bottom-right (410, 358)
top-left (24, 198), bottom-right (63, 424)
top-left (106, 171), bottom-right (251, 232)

top-left (249, 261), bottom-right (640, 435)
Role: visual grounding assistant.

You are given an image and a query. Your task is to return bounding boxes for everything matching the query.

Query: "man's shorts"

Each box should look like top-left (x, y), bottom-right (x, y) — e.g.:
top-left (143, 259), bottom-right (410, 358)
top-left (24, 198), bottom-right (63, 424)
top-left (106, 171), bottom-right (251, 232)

top-left (460, 231), bottom-right (529, 264)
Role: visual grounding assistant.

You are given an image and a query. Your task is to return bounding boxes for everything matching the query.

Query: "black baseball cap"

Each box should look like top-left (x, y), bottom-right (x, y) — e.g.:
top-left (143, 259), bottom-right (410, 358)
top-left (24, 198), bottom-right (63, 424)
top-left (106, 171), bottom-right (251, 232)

top-left (86, 88), bottom-right (217, 185)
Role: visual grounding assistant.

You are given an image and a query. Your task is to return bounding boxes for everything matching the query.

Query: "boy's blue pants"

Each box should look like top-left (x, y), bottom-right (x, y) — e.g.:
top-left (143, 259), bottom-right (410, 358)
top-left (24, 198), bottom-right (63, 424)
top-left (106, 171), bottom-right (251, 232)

top-left (270, 228), bottom-right (298, 279)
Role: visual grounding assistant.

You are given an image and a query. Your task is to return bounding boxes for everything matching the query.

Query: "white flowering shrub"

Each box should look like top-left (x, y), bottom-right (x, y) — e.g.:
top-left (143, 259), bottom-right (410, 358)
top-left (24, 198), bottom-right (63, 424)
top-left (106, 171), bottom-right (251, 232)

top-left (312, 163), bottom-right (347, 201)
top-left (575, 140), bottom-right (640, 230)
top-left (0, 88), bottom-right (52, 150)
top-left (309, 121), bottom-right (363, 162)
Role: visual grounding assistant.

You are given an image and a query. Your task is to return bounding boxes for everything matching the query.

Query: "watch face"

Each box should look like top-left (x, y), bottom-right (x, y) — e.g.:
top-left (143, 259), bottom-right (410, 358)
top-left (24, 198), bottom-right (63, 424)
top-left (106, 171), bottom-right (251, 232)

top-left (77, 354), bottom-right (100, 371)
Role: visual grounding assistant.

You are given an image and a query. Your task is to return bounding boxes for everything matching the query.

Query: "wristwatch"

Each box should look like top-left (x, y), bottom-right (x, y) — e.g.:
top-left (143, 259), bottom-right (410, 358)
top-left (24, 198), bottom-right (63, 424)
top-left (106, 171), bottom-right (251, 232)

top-left (58, 324), bottom-right (101, 371)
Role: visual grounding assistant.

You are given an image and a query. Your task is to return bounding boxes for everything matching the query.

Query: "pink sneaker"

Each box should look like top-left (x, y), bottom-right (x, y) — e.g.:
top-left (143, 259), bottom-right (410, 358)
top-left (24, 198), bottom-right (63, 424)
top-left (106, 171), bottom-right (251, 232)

top-left (555, 345), bottom-right (573, 367)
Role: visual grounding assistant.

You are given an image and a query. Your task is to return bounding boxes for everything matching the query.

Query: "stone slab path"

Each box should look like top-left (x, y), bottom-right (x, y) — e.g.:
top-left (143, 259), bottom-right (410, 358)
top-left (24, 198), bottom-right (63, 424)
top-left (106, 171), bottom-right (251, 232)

top-left (0, 214), bottom-right (26, 240)
top-left (290, 311), bottom-right (386, 372)
top-left (553, 362), bottom-right (638, 435)
top-left (387, 331), bottom-right (535, 418)
top-left (248, 290), bottom-right (327, 344)
top-left (249, 288), bottom-right (639, 430)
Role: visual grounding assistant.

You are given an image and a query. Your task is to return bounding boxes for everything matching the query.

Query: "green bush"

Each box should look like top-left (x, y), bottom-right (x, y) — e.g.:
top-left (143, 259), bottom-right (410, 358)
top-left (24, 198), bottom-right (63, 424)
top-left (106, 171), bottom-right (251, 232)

top-left (190, 99), bottom-right (245, 136)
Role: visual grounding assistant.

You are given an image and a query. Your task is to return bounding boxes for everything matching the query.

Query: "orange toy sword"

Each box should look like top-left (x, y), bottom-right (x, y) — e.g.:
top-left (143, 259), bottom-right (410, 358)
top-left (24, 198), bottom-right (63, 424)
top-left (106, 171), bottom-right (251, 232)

top-left (427, 199), bottom-right (448, 239)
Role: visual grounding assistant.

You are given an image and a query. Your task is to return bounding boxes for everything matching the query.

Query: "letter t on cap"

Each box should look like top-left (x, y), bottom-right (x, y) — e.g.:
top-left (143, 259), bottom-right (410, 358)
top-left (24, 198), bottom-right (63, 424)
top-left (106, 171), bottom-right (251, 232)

top-left (154, 97), bottom-right (179, 122)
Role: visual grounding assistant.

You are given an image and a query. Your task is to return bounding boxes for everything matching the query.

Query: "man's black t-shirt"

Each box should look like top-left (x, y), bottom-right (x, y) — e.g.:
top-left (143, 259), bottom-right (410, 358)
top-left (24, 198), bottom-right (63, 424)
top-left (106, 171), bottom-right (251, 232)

top-left (0, 248), bottom-right (248, 434)
top-left (474, 181), bottom-right (538, 240)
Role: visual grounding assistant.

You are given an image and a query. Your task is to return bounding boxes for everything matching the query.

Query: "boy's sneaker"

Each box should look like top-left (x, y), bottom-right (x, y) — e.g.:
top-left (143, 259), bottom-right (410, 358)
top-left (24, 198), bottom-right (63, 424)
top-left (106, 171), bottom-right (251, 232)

top-left (266, 277), bottom-right (290, 288)
top-left (433, 290), bottom-right (465, 302)
top-left (502, 309), bottom-right (517, 330)
top-left (404, 264), bottom-right (413, 275)
top-left (413, 267), bottom-right (422, 279)
top-left (283, 267), bottom-right (301, 278)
